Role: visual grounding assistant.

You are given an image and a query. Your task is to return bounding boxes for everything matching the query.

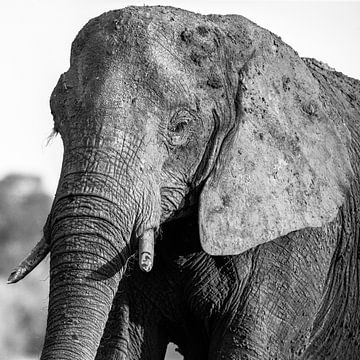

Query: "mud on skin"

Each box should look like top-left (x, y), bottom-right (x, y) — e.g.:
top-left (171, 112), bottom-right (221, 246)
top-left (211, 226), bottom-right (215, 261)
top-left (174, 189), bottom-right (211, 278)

top-left (8, 6), bottom-right (360, 360)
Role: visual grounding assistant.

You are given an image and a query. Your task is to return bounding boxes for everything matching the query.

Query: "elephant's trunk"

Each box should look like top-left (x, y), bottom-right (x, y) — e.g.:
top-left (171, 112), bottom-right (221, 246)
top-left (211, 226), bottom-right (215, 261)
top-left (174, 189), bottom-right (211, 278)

top-left (41, 197), bottom-right (130, 359)
top-left (40, 148), bottom-right (153, 359)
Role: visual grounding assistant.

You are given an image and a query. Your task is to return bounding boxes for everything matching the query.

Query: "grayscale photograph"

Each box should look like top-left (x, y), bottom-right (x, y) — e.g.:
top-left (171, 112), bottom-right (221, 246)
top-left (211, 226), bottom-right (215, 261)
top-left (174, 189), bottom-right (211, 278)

top-left (0, 1), bottom-right (359, 359)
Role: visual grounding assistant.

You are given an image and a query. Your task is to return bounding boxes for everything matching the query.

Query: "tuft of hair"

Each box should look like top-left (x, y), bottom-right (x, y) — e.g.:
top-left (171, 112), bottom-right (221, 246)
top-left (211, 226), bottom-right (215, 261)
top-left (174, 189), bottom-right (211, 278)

top-left (46, 128), bottom-right (59, 146)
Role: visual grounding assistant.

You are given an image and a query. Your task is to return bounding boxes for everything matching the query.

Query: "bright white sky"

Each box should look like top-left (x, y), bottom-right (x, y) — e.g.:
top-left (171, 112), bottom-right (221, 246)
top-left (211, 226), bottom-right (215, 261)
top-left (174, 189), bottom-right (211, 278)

top-left (1, 0), bottom-right (359, 194)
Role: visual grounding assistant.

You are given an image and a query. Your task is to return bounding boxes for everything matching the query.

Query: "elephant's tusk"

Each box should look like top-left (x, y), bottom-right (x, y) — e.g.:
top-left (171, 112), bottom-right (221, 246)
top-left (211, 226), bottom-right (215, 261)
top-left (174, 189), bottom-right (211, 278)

top-left (7, 237), bottom-right (50, 284)
top-left (138, 229), bottom-right (154, 272)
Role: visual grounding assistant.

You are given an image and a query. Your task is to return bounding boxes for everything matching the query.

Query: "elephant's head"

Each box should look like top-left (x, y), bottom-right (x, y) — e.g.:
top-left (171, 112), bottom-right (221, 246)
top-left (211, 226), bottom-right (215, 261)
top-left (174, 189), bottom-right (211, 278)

top-left (9, 6), bottom-right (353, 360)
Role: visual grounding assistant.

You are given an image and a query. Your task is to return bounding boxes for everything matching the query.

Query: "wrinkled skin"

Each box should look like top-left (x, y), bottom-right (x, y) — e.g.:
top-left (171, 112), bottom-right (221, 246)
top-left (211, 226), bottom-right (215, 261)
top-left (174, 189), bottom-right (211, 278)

top-left (13, 6), bottom-right (360, 360)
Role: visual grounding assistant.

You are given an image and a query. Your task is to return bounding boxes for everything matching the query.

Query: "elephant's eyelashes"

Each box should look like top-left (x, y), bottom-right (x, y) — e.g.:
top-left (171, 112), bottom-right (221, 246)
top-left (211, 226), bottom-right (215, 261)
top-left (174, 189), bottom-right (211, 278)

top-left (168, 110), bottom-right (193, 146)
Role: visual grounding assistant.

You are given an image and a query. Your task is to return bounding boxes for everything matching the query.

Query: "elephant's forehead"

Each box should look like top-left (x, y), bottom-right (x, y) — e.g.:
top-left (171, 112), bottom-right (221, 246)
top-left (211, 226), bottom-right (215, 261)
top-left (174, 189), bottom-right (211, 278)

top-left (69, 38), bottom-right (191, 114)
top-left (147, 28), bottom-right (197, 98)
top-left (68, 57), bottom-right (192, 123)
top-left (68, 7), bottom-right (218, 108)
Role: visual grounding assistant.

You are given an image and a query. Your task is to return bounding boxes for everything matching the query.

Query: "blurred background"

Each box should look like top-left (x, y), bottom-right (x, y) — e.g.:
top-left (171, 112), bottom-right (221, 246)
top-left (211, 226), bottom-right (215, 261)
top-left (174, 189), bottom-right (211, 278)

top-left (0, 1), bottom-right (359, 359)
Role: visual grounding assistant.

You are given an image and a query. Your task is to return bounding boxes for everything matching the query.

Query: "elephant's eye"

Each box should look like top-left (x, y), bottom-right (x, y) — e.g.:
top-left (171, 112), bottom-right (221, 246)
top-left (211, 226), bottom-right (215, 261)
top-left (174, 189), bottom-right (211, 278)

top-left (168, 110), bottom-right (192, 146)
top-left (173, 121), bottom-right (188, 133)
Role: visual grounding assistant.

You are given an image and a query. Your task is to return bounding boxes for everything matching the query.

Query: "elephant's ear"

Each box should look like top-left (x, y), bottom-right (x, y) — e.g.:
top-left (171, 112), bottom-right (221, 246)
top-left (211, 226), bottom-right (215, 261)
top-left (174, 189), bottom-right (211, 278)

top-left (199, 36), bottom-right (353, 256)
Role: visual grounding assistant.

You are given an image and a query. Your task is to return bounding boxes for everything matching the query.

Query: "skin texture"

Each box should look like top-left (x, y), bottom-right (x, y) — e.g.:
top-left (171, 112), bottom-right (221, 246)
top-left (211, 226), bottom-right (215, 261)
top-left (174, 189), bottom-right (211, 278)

top-left (10, 6), bottom-right (360, 360)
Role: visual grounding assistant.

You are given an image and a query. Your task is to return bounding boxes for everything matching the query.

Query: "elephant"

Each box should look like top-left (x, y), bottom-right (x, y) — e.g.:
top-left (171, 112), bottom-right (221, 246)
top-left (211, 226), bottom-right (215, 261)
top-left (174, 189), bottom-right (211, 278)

top-left (8, 5), bottom-right (360, 360)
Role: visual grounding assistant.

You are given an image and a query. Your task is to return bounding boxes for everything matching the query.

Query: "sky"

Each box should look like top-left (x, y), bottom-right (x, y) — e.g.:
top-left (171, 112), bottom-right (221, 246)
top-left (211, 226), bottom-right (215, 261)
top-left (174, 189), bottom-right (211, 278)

top-left (1, 0), bottom-right (359, 194)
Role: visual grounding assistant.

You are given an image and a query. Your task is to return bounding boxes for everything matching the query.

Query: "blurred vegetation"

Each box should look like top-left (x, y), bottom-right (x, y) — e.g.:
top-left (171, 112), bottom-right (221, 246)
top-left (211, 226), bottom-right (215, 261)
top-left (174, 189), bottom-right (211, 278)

top-left (0, 174), bottom-right (51, 360)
